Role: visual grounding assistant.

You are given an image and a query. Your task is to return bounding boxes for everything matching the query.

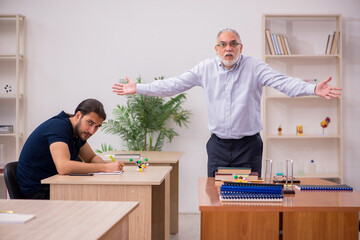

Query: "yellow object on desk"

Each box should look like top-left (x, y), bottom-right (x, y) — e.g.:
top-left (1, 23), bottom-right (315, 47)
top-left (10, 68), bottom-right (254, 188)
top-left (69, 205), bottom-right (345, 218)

top-left (109, 155), bottom-right (115, 162)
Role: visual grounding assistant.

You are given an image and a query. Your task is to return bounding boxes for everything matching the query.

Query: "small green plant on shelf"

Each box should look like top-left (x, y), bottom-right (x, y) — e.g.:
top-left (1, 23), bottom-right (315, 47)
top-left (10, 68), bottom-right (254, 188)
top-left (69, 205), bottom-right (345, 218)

top-left (98, 76), bottom-right (191, 152)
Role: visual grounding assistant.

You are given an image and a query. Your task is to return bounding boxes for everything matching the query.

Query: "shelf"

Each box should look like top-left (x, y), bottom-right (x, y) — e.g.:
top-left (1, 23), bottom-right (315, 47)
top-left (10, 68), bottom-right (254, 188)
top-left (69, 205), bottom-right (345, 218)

top-left (0, 55), bottom-right (24, 59)
top-left (266, 134), bottom-right (340, 140)
top-left (262, 14), bottom-right (342, 182)
top-left (0, 14), bottom-right (25, 19)
top-left (0, 93), bottom-right (24, 99)
top-left (263, 14), bottom-right (341, 19)
top-left (0, 133), bottom-right (23, 138)
top-left (265, 95), bottom-right (341, 100)
top-left (0, 14), bottom-right (26, 162)
top-left (264, 54), bottom-right (340, 59)
top-left (265, 95), bottom-right (341, 103)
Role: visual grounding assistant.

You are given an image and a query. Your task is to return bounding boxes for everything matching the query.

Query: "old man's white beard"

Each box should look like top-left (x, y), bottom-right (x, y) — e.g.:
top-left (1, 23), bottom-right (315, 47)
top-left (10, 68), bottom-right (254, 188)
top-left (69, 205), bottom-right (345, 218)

top-left (219, 52), bottom-right (240, 68)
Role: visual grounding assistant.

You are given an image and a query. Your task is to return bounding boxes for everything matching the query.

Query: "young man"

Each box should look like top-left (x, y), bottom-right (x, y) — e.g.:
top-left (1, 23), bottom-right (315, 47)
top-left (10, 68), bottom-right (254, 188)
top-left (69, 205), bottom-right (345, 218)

top-left (17, 98), bottom-right (124, 199)
top-left (112, 28), bottom-right (342, 177)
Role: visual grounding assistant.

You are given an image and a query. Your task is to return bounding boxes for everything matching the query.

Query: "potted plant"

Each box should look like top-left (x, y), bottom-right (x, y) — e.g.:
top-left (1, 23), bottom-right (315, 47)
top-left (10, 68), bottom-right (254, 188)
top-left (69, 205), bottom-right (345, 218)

top-left (98, 76), bottom-right (191, 152)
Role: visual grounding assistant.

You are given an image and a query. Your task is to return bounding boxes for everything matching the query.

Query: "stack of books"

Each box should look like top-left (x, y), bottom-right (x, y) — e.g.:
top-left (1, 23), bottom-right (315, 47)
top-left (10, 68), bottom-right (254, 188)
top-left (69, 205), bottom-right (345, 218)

top-left (219, 182), bottom-right (284, 202)
top-left (325, 31), bottom-right (340, 55)
top-left (214, 167), bottom-right (261, 183)
top-left (265, 29), bottom-right (291, 55)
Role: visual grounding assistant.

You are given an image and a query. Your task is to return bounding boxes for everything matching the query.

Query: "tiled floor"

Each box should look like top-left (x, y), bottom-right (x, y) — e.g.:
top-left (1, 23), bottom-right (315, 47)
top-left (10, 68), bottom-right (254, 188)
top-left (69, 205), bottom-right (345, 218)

top-left (170, 213), bottom-right (200, 240)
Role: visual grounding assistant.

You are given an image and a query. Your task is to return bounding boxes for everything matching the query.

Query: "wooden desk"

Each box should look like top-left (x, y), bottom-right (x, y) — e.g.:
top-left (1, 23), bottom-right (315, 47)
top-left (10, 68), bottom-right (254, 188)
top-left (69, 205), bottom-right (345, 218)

top-left (198, 177), bottom-right (360, 240)
top-left (0, 199), bottom-right (138, 240)
top-left (42, 166), bottom-right (172, 240)
top-left (100, 150), bottom-right (183, 234)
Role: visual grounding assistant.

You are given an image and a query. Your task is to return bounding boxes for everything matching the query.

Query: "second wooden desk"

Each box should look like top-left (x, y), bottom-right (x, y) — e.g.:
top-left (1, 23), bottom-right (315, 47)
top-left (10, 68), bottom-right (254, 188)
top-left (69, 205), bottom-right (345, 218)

top-left (42, 166), bottom-right (172, 240)
top-left (100, 150), bottom-right (183, 234)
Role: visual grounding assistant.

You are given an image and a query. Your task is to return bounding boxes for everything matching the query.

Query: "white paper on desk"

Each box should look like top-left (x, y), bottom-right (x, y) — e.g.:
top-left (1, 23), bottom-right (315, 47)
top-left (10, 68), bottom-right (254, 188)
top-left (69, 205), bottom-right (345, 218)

top-left (0, 213), bottom-right (35, 223)
top-left (92, 171), bottom-right (123, 175)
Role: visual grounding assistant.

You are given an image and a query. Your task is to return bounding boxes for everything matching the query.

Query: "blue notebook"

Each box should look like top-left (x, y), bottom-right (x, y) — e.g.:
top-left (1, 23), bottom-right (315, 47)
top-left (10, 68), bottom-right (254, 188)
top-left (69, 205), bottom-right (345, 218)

top-left (295, 184), bottom-right (353, 191)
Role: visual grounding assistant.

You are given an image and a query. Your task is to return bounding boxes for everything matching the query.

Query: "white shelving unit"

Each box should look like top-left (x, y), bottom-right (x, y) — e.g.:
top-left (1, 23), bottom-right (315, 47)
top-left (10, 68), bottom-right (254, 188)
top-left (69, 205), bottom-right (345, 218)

top-left (262, 14), bottom-right (342, 182)
top-left (0, 14), bottom-right (26, 182)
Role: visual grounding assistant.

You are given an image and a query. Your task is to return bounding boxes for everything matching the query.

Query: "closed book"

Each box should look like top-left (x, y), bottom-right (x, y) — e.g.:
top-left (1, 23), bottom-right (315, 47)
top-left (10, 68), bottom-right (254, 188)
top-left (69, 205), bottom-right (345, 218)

top-left (217, 167), bottom-right (251, 175)
top-left (277, 35), bottom-right (284, 55)
top-left (330, 31), bottom-right (340, 55)
top-left (284, 37), bottom-right (291, 55)
top-left (271, 33), bottom-right (279, 55)
top-left (295, 184), bottom-right (352, 191)
top-left (326, 34), bottom-right (333, 55)
top-left (279, 35), bottom-right (288, 55)
top-left (265, 29), bottom-right (275, 55)
top-left (215, 172), bottom-right (234, 181)
top-left (325, 34), bottom-right (331, 54)
top-left (247, 172), bottom-right (259, 181)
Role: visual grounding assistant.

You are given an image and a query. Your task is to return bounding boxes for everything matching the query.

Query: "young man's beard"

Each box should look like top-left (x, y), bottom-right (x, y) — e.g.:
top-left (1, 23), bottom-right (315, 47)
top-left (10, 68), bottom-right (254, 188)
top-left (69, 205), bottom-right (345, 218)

top-left (74, 121), bottom-right (91, 141)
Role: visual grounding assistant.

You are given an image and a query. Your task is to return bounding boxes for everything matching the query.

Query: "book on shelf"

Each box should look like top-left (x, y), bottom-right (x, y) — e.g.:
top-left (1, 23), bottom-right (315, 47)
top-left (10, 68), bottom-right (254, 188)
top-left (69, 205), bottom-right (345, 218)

top-left (217, 167), bottom-right (251, 175)
top-left (265, 30), bottom-right (291, 55)
top-left (265, 29), bottom-right (275, 55)
top-left (284, 37), bottom-right (291, 55)
top-left (325, 31), bottom-right (340, 55)
top-left (325, 34), bottom-right (331, 54)
top-left (277, 35), bottom-right (284, 55)
top-left (325, 34), bottom-right (333, 55)
top-left (279, 35), bottom-right (288, 55)
top-left (330, 31), bottom-right (340, 55)
top-left (271, 33), bottom-right (280, 55)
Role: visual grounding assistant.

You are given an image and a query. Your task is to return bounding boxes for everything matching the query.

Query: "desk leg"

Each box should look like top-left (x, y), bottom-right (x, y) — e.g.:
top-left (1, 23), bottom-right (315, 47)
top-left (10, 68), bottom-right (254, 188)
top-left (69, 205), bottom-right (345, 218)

top-left (150, 162), bottom-right (178, 234)
top-left (152, 174), bottom-right (170, 240)
top-left (283, 211), bottom-right (359, 240)
top-left (170, 162), bottom-right (179, 234)
top-left (100, 215), bottom-right (130, 240)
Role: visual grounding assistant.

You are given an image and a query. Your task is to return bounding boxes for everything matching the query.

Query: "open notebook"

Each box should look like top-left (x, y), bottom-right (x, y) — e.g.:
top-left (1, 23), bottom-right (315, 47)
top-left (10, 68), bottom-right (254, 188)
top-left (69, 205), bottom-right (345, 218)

top-left (0, 213), bottom-right (35, 223)
top-left (92, 171), bottom-right (122, 175)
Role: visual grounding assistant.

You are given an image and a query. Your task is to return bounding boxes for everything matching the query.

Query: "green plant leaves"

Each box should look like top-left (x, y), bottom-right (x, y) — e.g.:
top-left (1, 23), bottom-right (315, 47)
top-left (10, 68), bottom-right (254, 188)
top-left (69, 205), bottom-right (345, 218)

top-left (100, 76), bottom-right (191, 151)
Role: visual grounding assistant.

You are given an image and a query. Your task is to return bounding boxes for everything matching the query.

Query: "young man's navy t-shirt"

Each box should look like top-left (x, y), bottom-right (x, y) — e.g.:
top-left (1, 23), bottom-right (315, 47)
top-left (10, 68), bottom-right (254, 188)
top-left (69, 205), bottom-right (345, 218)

top-left (17, 111), bottom-right (86, 197)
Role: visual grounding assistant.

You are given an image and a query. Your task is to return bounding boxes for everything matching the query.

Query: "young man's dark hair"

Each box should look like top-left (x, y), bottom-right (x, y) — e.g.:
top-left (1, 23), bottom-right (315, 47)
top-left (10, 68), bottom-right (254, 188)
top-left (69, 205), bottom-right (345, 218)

top-left (74, 98), bottom-right (106, 120)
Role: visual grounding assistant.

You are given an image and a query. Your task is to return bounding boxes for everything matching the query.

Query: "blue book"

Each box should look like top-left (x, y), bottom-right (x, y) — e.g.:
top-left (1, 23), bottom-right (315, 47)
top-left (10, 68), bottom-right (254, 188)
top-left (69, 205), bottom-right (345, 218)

top-left (295, 184), bottom-right (353, 191)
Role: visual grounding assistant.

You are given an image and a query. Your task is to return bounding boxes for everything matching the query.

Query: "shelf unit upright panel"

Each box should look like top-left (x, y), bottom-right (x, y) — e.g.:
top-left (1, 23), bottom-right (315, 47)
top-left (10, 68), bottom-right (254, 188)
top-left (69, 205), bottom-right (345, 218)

top-left (262, 14), bottom-right (342, 182)
top-left (0, 14), bottom-right (26, 169)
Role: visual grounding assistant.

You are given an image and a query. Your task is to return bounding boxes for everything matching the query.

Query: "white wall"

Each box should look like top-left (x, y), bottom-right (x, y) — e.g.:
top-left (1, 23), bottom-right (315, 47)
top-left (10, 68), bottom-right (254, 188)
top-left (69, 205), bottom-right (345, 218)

top-left (1, 0), bottom-right (359, 212)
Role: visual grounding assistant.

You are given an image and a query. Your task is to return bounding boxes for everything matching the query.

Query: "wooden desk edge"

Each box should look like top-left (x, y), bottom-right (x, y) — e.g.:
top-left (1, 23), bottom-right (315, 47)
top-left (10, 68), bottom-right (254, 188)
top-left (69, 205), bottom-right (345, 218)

top-left (99, 151), bottom-right (184, 164)
top-left (41, 166), bottom-right (172, 185)
top-left (198, 177), bottom-right (360, 212)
